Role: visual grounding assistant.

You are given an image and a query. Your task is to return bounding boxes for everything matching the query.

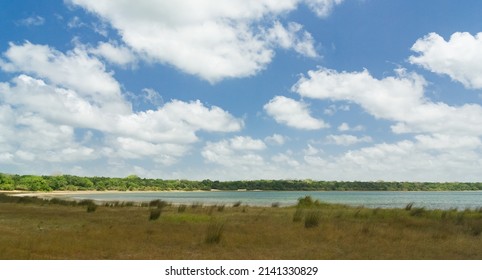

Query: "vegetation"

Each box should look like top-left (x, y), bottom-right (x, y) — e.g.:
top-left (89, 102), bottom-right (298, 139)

top-left (2, 173), bottom-right (482, 192)
top-left (205, 220), bottom-right (225, 244)
top-left (0, 193), bottom-right (481, 259)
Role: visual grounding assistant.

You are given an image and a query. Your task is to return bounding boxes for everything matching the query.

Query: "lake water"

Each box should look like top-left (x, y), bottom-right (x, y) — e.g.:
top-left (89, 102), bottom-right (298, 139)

top-left (59, 191), bottom-right (482, 210)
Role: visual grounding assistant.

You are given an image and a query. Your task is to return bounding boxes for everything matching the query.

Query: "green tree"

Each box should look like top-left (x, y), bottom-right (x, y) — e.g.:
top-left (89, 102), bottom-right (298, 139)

top-left (18, 175), bottom-right (51, 191)
top-left (0, 173), bottom-right (15, 190)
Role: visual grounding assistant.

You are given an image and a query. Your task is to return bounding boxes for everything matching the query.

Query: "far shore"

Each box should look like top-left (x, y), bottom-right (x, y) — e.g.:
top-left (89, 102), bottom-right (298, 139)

top-left (1, 189), bottom-right (211, 198)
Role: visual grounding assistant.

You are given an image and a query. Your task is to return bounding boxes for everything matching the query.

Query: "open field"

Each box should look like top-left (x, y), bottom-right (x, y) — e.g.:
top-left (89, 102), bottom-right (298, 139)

top-left (0, 194), bottom-right (481, 259)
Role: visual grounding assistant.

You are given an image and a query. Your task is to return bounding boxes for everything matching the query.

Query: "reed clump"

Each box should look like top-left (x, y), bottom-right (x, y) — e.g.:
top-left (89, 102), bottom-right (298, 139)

top-left (149, 208), bottom-right (162, 221)
top-left (205, 220), bottom-right (225, 244)
top-left (304, 210), bottom-right (321, 228)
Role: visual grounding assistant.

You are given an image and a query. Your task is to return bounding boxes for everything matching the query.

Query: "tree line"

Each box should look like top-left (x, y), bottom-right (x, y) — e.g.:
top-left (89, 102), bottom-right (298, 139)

top-left (1, 173), bottom-right (482, 192)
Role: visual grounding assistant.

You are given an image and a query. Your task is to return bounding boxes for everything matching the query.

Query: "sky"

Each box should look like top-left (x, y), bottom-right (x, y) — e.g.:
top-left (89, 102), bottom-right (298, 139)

top-left (1, 0), bottom-right (482, 181)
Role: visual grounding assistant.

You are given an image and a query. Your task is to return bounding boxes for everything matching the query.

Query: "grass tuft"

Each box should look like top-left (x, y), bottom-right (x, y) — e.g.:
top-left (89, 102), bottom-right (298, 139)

top-left (205, 220), bottom-right (225, 244)
top-left (177, 204), bottom-right (187, 213)
top-left (232, 201), bottom-right (242, 207)
top-left (149, 208), bottom-right (161, 221)
top-left (410, 207), bottom-right (426, 217)
top-left (86, 203), bottom-right (97, 213)
top-left (293, 208), bottom-right (303, 222)
top-left (304, 210), bottom-right (321, 228)
top-left (405, 202), bottom-right (414, 211)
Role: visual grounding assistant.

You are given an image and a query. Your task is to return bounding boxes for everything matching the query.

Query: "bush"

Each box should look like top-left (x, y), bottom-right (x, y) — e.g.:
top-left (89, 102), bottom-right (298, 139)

top-left (297, 196), bottom-right (323, 208)
top-left (304, 210), bottom-right (321, 228)
top-left (410, 207), bottom-right (426, 217)
top-left (149, 199), bottom-right (168, 209)
top-left (405, 202), bottom-right (414, 211)
top-left (293, 208), bottom-right (303, 222)
top-left (149, 208), bottom-right (162, 220)
top-left (205, 220), bottom-right (225, 244)
top-left (177, 204), bottom-right (187, 213)
top-left (232, 201), bottom-right (242, 207)
top-left (86, 203), bottom-right (97, 213)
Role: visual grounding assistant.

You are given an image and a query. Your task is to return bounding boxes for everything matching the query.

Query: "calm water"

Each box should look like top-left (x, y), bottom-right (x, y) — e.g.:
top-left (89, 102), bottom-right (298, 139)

top-left (59, 191), bottom-right (482, 210)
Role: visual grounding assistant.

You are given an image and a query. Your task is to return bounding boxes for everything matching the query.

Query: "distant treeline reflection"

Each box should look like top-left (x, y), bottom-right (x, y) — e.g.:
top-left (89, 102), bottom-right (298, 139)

top-left (1, 173), bottom-right (482, 192)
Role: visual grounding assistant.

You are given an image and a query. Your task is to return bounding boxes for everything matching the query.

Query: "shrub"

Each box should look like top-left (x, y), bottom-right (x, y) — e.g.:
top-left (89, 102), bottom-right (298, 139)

top-left (191, 202), bottom-right (203, 209)
top-left (86, 203), bottom-right (97, 213)
top-left (177, 204), bottom-right (187, 213)
top-left (205, 220), bottom-right (225, 244)
top-left (232, 201), bottom-right (242, 207)
top-left (293, 208), bottom-right (303, 222)
top-left (410, 207), bottom-right (426, 217)
top-left (455, 212), bottom-right (465, 225)
top-left (149, 208), bottom-right (162, 221)
top-left (304, 210), bottom-right (321, 228)
top-left (467, 220), bottom-right (482, 236)
top-left (271, 202), bottom-right (280, 208)
top-left (149, 199), bottom-right (168, 209)
top-left (217, 205), bottom-right (225, 212)
top-left (405, 202), bottom-right (414, 211)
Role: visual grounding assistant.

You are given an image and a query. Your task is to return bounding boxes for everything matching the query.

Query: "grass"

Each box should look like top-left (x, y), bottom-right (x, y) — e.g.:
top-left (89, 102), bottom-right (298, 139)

top-left (0, 193), bottom-right (481, 259)
top-left (205, 220), bottom-right (225, 244)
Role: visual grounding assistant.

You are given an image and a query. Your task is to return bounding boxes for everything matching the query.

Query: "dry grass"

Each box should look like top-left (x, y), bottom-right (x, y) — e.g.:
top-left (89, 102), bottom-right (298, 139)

top-left (0, 196), bottom-right (481, 260)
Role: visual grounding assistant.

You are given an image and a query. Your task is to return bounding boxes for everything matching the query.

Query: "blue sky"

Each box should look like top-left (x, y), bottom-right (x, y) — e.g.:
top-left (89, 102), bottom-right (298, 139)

top-left (1, 0), bottom-right (482, 181)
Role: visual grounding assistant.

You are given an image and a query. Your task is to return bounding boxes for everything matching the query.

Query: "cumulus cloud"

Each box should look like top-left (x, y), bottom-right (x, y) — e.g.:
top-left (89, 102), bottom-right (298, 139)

top-left (0, 42), bottom-right (243, 167)
top-left (409, 32), bottom-right (482, 89)
top-left (337, 122), bottom-right (364, 132)
top-left (292, 67), bottom-right (482, 135)
top-left (265, 21), bottom-right (318, 57)
top-left (0, 41), bottom-right (129, 113)
top-left (265, 134), bottom-right (286, 145)
top-left (304, 0), bottom-right (344, 18)
top-left (67, 0), bottom-right (343, 82)
top-left (286, 59), bottom-right (482, 181)
top-left (89, 41), bottom-right (137, 67)
top-left (202, 136), bottom-right (266, 167)
top-left (141, 88), bottom-right (163, 106)
top-left (326, 134), bottom-right (372, 146)
top-left (272, 152), bottom-right (300, 167)
top-left (264, 95), bottom-right (328, 130)
top-left (16, 16), bottom-right (45, 26)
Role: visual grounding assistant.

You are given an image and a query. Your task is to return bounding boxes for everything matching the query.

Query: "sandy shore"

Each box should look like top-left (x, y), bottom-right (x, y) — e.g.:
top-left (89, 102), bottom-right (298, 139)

top-left (2, 189), bottom-right (208, 198)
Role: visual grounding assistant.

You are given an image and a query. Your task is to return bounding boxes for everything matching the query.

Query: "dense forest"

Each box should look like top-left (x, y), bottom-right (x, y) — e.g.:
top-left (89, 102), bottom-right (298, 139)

top-left (1, 173), bottom-right (482, 192)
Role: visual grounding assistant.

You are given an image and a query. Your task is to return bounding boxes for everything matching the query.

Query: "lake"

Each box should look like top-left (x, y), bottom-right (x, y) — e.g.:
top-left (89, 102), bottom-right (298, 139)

top-left (58, 191), bottom-right (482, 210)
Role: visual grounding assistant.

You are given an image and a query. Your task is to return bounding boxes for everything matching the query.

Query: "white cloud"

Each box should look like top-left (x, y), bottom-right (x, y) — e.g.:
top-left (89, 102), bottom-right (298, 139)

top-left (265, 134), bottom-right (286, 145)
top-left (89, 41), bottom-right (137, 67)
top-left (17, 16), bottom-right (45, 26)
top-left (337, 122), bottom-right (364, 132)
top-left (202, 136), bottom-right (266, 167)
top-left (68, 0), bottom-right (343, 82)
top-left (324, 104), bottom-right (350, 115)
top-left (0, 43), bottom-right (244, 168)
top-left (326, 134), bottom-right (372, 146)
top-left (0, 41), bottom-right (129, 114)
top-left (229, 136), bottom-right (266, 150)
top-left (292, 67), bottom-right (482, 135)
top-left (409, 32), bottom-right (482, 89)
top-left (290, 64), bottom-right (482, 181)
top-left (337, 122), bottom-right (349, 131)
top-left (141, 88), bottom-right (163, 106)
top-left (272, 152), bottom-right (300, 167)
top-left (264, 95), bottom-right (328, 130)
top-left (265, 21), bottom-right (318, 57)
top-left (304, 0), bottom-right (344, 18)
top-left (414, 133), bottom-right (481, 151)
